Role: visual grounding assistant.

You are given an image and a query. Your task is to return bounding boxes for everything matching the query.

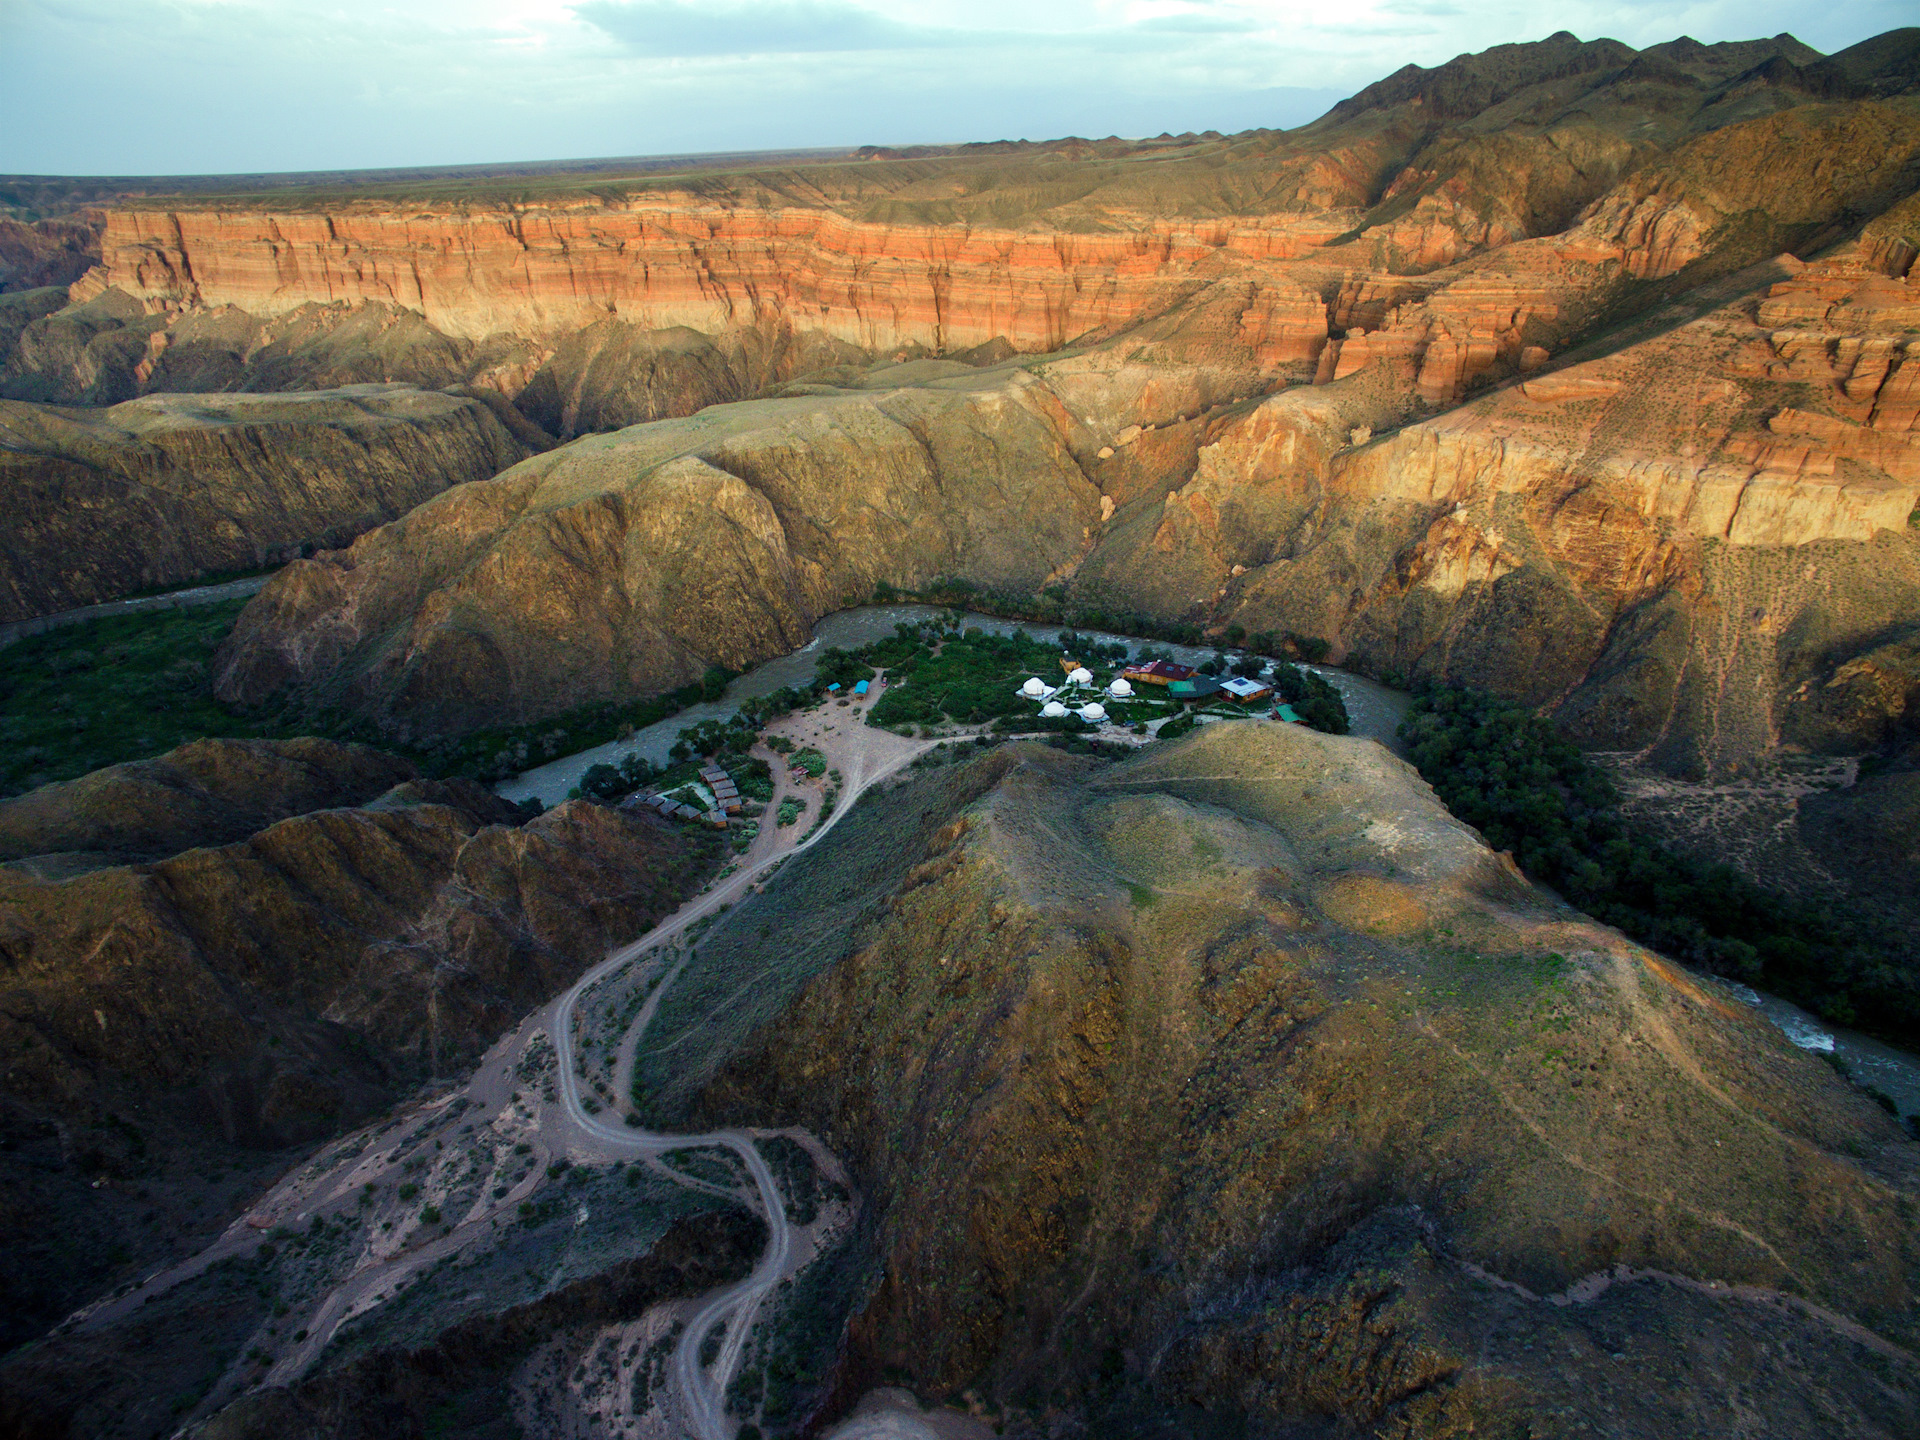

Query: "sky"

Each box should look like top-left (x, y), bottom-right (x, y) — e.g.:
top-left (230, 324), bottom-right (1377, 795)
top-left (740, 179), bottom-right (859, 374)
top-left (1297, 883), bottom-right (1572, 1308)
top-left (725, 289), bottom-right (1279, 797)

top-left (0, 0), bottom-right (1907, 177)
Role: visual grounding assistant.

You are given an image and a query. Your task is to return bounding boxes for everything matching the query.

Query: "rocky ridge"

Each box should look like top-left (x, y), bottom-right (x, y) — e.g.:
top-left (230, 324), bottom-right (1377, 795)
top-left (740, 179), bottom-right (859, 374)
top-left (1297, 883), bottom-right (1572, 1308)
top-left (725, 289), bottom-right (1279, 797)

top-left (0, 384), bottom-right (529, 622)
top-left (0, 736), bottom-right (717, 1353)
top-left (645, 725), bottom-right (1920, 1436)
top-left (0, 735), bottom-right (418, 874)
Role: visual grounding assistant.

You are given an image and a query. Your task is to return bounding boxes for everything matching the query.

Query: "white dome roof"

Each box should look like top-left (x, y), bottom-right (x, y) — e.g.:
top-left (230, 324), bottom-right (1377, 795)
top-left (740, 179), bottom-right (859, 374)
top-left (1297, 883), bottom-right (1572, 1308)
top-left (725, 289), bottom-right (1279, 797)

top-left (1022, 677), bottom-right (1047, 696)
top-left (1067, 667), bottom-right (1093, 685)
top-left (1041, 700), bottom-right (1068, 717)
top-left (1080, 703), bottom-right (1106, 721)
top-left (1107, 678), bottom-right (1133, 697)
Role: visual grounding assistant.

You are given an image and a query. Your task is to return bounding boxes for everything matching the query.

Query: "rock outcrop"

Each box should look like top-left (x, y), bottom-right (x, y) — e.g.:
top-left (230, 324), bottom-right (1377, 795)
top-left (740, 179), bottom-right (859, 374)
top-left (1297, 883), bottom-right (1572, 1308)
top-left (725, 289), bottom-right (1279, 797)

top-left (0, 736), bottom-right (716, 1351)
top-left (0, 384), bottom-right (527, 621)
top-left (211, 370), bottom-right (1103, 733)
top-left (0, 736), bottom-right (420, 872)
top-left (0, 762), bottom-right (710, 1145)
top-left (656, 727), bottom-right (1920, 1436)
top-left (0, 215), bottom-right (101, 295)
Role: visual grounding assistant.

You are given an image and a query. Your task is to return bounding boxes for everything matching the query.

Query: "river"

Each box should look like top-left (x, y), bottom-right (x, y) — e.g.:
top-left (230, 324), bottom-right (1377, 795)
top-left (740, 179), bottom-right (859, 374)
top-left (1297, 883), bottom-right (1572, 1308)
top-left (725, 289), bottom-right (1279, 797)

top-left (495, 603), bottom-right (1410, 809)
top-left (494, 602), bottom-right (1916, 1124)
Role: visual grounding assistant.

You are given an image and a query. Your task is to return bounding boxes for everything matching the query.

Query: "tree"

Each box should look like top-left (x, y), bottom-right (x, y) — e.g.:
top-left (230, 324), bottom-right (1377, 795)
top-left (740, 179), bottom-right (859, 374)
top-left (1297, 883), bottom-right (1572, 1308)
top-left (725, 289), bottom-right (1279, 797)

top-left (580, 763), bottom-right (626, 800)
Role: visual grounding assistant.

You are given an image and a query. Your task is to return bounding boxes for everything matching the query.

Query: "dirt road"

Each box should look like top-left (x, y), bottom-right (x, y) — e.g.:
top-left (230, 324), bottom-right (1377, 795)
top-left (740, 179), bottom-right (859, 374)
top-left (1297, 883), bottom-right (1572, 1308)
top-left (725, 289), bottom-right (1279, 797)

top-left (64, 682), bottom-right (931, 1436)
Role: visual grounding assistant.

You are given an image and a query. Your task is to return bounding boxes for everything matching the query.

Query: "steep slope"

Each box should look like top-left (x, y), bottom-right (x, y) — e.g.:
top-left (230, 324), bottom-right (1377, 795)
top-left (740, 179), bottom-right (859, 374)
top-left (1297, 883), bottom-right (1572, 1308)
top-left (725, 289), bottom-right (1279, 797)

top-left (0, 736), bottom-right (419, 873)
top-left (0, 384), bottom-right (528, 622)
top-left (210, 368), bottom-right (1104, 732)
top-left (651, 726), bottom-right (1920, 1436)
top-left (0, 738), bottom-right (718, 1353)
top-left (0, 215), bottom-right (100, 295)
top-left (210, 200), bottom-right (1920, 776)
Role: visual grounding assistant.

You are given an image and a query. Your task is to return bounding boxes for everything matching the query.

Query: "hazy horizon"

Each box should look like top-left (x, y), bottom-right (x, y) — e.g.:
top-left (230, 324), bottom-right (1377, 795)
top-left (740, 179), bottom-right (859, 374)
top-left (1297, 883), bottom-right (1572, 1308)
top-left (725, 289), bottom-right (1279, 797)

top-left (1, 1), bottom-right (1910, 179)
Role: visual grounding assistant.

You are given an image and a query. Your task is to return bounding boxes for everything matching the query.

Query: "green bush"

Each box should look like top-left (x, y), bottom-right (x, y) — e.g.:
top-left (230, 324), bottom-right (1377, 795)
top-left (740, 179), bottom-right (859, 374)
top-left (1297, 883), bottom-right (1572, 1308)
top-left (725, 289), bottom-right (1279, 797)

top-left (1271, 663), bottom-right (1349, 735)
top-left (1157, 713), bottom-right (1199, 741)
top-left (1400, 684), bottom-right (1916, 1039)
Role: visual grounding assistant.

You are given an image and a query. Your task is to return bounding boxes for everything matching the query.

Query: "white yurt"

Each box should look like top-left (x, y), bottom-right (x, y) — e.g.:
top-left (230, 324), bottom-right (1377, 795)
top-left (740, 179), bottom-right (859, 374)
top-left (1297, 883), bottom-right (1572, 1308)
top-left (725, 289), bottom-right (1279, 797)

top-left (1080, 702), bottom-right (1106, 722)
top-left (1067, 666), bottom-right (1094, 685)
top-left (1022, 676), bottom-right (1048, 697)
top-left (1041, 700), bottom-right (1068, 718)
top-left (1107, 677), bottom-right (1134, 698)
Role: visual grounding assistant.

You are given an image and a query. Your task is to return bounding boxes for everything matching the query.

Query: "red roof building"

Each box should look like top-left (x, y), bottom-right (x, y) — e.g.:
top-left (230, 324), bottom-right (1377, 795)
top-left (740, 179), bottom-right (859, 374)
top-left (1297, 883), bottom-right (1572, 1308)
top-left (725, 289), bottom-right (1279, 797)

top-left (1121, 659), bottom-right (1196, 687)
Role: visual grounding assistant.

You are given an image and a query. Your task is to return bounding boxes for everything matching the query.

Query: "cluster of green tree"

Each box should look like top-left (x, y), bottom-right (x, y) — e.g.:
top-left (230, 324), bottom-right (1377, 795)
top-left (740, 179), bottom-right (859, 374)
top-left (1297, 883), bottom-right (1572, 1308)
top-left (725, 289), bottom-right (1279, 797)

top-left (578, 752), bottom-right (665, 801)
top-left (1399, 685), bottom-right (1916, 1041)
top-left (1271, 663), bottom-right (1350, 735)
top-left (670, 713), bottom-right (758, 763)
top-left (0, 599), bottom-right (731, 796)
top-left (866, 628), bottom-right (1064, 729)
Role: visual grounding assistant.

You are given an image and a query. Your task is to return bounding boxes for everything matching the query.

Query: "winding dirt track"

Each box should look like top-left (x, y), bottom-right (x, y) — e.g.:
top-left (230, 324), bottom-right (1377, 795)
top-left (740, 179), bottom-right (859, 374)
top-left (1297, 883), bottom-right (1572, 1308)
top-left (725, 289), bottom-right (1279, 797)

top-left (548, 707), bottom-right (931, 1436)
top-left (55, 688), bottom-right (930, 1436)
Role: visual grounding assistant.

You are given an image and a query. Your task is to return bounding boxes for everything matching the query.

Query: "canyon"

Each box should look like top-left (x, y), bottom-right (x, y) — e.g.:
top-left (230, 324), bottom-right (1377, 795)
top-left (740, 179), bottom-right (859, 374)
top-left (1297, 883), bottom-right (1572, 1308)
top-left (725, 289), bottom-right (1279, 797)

top-left (0, 386), bottom-right (529, 622)
top-left (3, 22), bottom-right (1920, 1440)
top-left (7, 31), bottom-right (1908, 771)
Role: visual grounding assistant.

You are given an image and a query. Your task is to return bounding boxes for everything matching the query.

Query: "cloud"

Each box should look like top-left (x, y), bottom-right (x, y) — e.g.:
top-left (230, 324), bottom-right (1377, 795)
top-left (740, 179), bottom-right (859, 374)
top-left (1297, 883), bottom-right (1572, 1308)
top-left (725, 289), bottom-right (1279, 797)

top-left (1132, 11), bottom-right (1262, 34)
top-left (572, 0), bottom-right (1260, 58)
top-left (572, 1), bottom-right (932, 55)
top-left (0, 0), bottom-right (1911, 175)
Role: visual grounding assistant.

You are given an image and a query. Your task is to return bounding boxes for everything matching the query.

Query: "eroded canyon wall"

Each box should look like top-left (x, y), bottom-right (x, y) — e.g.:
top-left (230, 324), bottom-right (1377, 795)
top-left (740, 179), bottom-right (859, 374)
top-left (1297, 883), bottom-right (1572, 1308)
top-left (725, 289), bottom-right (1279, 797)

top-left (209, 221), bottom-right (1920, 773)
top-left (0, 384), bottom-right (527, 621)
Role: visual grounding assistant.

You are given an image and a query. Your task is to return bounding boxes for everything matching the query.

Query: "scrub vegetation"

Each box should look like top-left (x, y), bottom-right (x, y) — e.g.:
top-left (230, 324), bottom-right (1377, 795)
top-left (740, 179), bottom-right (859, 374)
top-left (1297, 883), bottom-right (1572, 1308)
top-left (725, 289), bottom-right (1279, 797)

top-left (1400, 684), bottom-right (1916, 1040)
top-left (0, 599), bottom-right (718, 798)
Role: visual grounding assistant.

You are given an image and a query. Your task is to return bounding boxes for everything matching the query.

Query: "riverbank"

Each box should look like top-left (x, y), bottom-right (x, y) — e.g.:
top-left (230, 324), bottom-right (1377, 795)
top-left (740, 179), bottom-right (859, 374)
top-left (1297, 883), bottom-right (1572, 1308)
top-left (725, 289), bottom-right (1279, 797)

top-left (0, 573), bottom-right (272, 651)
top-left (495, 604), bottom-right (1411, 809)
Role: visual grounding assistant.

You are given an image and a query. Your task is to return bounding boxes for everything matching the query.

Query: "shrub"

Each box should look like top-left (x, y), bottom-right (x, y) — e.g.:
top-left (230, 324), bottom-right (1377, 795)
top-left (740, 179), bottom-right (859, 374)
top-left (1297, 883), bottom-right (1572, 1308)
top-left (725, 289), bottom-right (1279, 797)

top-left (1399, 684), bottom-right (1916, 1040)
top-left (1270, 663), bottom-right (1349, 734)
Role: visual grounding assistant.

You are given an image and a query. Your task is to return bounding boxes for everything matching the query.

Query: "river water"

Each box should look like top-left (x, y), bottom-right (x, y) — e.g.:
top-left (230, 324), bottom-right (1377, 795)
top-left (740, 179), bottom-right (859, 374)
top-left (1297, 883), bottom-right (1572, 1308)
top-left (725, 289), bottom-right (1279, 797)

top-left (496, 603), bottom-right (1410, 809)
top-left (494, 602), bottom-right (1915, 1120)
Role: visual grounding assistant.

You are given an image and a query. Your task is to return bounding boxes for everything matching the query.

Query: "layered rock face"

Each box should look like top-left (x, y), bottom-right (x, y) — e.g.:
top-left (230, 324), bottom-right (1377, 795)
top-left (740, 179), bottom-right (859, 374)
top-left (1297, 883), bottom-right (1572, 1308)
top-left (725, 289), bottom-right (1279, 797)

top-left (0, 384), bottom-right (527, 621)
top-left (80, 205), bottom-right (1314, 354)
top-left (658, 727), bottom-right (1919, 1435)
top-left (1099, 234), bottom-right (1920, 772)
top-left (15, 30), bottom-right (1920, 771)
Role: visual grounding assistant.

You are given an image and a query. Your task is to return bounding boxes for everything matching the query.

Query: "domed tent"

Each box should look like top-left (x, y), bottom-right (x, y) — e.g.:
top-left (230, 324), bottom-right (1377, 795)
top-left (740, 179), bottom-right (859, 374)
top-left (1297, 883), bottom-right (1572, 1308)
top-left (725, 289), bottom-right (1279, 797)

top-left (1067, 667), bottom-right (1094, 685)
top-left (1107, 678), bottom-right (1134, 698)
top-left (1080, 703), bottom-right (1106, 722)
top-left (1041, 700), bottom-right (1068, 718)
top-left (1022, 677), bottom-right (1048, 697)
